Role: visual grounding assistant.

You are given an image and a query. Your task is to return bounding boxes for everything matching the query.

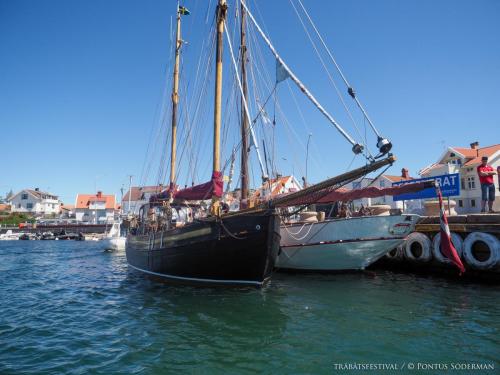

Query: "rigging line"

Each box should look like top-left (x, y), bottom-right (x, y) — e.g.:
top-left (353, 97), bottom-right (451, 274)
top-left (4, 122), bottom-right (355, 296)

top-left (139, 60), bottom-right (172, 187)
top-left (246, 12), bottom-right (332, 180)
top-left (188, 22), bottom-right (217, 184)
top-left (248, 50), bottom-right (309, 181)
top-left (296, 0), bottom-right (382, 140)
top-left (251, 85), bottom-right (277, 124)
top-left (366, 164), bottom-right (392, 188)
top-left (149, 93), bottom-right (171, 187)
top-left (224, 24), bottom-right (268, 180)
top-left (205, 0), bottom-right (214, 24)
top-left (345, 153), bottom-right (358, 173)
top-left (148, 55), bottom-right (175, 186)
top-left (283, 81), bottom-right (322, 175)
top-left (241, 1), bottom-right (363, 155)
top-left (289, 0), bottom-right (373, 159)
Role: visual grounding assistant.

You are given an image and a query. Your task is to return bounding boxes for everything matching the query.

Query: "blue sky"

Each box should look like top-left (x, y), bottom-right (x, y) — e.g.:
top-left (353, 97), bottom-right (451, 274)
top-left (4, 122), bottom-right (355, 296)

top-left (1, 0), bottom-right (499, 204)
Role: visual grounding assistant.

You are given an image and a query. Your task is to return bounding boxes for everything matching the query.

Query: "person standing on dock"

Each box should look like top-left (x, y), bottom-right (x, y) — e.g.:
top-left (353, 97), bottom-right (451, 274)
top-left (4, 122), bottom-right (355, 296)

top-left (498, 166), bottom-right (500, 192)
top-left (477, 156), bottom-right (496, 213)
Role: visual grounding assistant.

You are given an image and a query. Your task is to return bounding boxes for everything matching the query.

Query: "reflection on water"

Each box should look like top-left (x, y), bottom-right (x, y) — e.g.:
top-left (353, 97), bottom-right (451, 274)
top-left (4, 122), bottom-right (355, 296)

top-left (0, 241), bottom-right (498, 374)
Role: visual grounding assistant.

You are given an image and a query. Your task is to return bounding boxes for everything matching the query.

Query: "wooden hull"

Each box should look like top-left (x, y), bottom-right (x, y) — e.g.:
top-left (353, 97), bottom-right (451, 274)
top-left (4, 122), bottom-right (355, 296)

top-left (126, 210), bottom-right (281, 286)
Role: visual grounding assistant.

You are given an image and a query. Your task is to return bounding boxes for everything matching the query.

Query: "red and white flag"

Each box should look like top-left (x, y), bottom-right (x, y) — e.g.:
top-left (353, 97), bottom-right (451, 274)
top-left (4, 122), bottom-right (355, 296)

top-left (435, 182), bottom-right (465, 274)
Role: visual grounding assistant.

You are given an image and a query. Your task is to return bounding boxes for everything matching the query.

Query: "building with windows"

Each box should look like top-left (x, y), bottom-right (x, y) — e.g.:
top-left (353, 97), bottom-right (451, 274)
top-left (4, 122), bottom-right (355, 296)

top-left (419, 142), bottom-right (500, 213)
top-left (8, 188), bottom-right (60, 216)
top-left (75, 191), bottom-right (117, 223)
top-left (121, 186), bottom-right (164, 215)
top-left (345, 168), bottom-right (417, 211)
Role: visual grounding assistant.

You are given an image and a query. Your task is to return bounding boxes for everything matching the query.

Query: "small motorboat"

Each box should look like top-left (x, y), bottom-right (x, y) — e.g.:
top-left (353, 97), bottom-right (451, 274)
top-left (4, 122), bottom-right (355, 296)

top-left (102, 222), bottom-right (126, 251)
top-left (0, 230), bottom-right (20, 240)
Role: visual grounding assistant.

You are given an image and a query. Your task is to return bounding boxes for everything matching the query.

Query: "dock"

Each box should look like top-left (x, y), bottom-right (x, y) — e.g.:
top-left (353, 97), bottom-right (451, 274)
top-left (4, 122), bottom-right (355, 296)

top-left (371, 213), bottom-right (500, 282)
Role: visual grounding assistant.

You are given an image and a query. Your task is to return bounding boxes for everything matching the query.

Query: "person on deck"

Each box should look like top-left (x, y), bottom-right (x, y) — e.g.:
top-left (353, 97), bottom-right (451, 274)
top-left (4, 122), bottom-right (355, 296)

top-left (477, 156), bottom-right (497, 213)
top-left (338, 202), bottom-right (351, 218)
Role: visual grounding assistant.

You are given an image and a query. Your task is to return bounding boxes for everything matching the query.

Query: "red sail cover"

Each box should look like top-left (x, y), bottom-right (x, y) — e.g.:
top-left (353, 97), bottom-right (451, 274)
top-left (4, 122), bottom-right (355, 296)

top-left (173, 171), bottom-right (223, 200)
top-left (436, 184), bottom-right (465, 274)
top-left (275, 181), bottom-right (430, 206)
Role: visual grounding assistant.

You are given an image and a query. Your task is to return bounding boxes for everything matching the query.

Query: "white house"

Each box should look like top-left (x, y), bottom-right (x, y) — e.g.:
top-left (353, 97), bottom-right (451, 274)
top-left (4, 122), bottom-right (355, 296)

top-left (75, 191), bottom-right (117, 223)
top-left (419, 142), bottom-right (500, 214)
top-left (9, 188), bottom-right (60, 216)
top-left (122, 186), bottom-right (164, 215)
top-left (345, 168), bottom-right (418, 211)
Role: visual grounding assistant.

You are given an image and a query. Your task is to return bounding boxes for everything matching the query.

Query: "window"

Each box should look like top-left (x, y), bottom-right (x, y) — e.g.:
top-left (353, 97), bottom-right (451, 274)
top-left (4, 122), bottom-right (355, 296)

top-left (353, 181), bottom-right (361, 189)
top-left (457, 159), bottom-right (462, 165)
top-left (458, 200), bottom-right (463, 208)
top-left (467, 176), bottom-right (476, 190)
top-left (461, 178), bottom-right (465, 190)
top-left (471, 199), bottom-right (476, 207)
top-left (27, 203), bottom-right (33, 209)
top-left (379, 180), bottom-right (386, 188)
top-left (21, 193), bottom-right (28, 200)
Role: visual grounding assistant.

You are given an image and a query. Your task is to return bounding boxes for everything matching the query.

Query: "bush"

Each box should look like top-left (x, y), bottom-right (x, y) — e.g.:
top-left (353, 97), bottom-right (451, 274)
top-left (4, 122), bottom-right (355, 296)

top-left (0, 213), bottom-right (36, 225)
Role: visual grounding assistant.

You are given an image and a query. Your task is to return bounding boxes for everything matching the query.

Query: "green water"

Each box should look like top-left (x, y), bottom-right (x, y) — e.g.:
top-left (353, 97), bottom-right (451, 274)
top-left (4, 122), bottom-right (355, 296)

top-left (0, 241), bottom-right (498, 374)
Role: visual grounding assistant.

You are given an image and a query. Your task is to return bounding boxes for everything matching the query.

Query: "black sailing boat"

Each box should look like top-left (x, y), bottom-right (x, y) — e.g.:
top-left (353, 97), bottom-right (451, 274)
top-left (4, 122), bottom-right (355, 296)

top-left (126, 0), bottom-right (280, 287)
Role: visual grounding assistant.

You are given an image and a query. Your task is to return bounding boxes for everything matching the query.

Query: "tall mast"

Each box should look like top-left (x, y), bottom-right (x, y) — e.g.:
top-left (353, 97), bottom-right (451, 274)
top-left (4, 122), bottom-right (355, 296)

top-left (169, 7), bottom-right (182, 197)
top-left (240, 2), bottom-right (249, 205)
top-left (212, 0), bottom-right (227, 214)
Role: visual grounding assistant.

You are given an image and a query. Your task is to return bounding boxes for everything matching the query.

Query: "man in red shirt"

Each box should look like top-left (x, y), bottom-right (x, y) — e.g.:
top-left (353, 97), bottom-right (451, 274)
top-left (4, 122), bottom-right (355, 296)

top-left (477, 156), bottom-right (496, 213)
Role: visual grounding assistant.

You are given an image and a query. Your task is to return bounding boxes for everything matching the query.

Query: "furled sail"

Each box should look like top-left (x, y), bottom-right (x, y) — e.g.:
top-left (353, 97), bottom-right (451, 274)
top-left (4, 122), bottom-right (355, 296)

top-left (175, 171), bottom-right (223, 200)
top-left (272, 181), bottom-right (431, 207)
top-left (150, 172), bottom-right (223, 202)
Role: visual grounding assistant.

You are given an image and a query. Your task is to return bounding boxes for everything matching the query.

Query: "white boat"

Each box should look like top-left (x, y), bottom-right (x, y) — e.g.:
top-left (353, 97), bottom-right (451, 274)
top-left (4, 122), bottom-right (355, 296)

top-left (0, 230), bottom-right (20, 240)
top-left (277, 214), bottom-right (419, 271)
top-left (102, 222), bottom-right (126, 251)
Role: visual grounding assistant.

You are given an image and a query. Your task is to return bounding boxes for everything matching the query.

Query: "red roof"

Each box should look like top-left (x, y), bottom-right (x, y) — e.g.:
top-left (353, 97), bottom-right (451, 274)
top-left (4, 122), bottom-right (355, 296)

top-left (462, 144), bottom-right (500, 166)
top-left (75, 193), bottom-right (116, 209)
top-left (382, 175), bottom-right (414, 183)
top-left (253, 176), bottom-right (294, 199)
top-left (452, 147), bottom-right (479, 159)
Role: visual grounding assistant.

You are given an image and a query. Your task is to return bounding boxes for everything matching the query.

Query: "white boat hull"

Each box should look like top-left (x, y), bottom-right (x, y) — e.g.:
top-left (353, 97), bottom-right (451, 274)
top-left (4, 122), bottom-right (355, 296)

top-left (0, 230), bottom-right (20, 240)
top-left (102, 237), bottom-right (127, 251)
top-left (277, 215), bottom-right (419, 271)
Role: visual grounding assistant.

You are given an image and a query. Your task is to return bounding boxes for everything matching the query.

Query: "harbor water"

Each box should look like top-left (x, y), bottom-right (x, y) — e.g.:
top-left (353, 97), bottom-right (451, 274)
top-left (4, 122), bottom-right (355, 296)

top-left (0, 241), bottom-right (498, 374)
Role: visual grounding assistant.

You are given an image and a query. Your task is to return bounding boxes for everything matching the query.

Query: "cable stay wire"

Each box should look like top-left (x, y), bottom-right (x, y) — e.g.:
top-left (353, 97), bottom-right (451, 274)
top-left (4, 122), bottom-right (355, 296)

top-left (289, 0), bottom-right (373, 160)
top-left (241, 0), bottom-right (366, 157)
top-left (295, 0), bottom-right (385, 144)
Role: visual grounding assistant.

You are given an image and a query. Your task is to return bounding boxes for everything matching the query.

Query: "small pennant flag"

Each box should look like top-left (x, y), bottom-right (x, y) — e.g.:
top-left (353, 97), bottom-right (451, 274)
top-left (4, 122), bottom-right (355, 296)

top-left (179, 6), bottom-right (190, 15)
top-left (435, 181), bottom-right (465, 274)
top-left (276, 59), bottom-right (290, 83)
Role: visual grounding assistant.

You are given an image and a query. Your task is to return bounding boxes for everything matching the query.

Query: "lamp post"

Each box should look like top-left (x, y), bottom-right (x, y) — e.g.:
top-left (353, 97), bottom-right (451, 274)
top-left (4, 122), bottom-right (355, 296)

top-left (305, 133), bottom-right (312, 187)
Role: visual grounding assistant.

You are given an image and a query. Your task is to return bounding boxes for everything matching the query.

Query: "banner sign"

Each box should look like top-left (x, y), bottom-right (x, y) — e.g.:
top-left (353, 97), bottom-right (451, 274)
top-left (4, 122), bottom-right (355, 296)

top-left (392, 173), bottom-right (460, 201)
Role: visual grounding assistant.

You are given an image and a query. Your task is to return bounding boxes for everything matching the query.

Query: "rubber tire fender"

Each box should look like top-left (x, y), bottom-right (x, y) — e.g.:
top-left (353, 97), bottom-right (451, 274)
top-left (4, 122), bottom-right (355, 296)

top-left (404, 232), bottom-right (432, 262)
top-left (463, 232), bottom-right (500, 270)
top-left (432, 232), bottom-right (463, 264)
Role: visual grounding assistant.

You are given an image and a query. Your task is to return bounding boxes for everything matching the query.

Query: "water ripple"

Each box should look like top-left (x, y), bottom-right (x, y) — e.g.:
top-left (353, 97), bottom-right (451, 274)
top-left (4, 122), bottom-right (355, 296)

top-left (0, 241), bottom-right (498, 374)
